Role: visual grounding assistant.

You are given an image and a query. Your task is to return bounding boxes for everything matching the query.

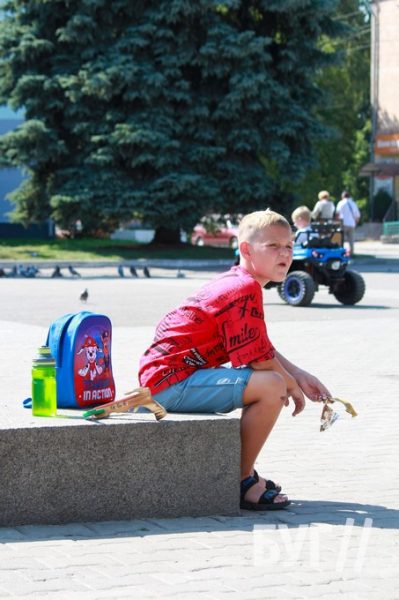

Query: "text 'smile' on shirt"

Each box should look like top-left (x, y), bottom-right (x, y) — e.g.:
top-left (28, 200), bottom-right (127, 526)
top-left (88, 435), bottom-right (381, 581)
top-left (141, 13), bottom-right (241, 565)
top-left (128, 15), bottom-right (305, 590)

top-left (139, 265), bottom-right (275, 394)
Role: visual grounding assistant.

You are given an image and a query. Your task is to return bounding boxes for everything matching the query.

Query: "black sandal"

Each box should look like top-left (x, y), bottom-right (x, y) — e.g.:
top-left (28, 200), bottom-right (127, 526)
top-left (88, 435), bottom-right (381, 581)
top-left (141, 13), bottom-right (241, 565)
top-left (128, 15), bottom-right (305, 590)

top-left (240, 476), bottom-right (290, 511)
top-left (253, 469), bottom-right (282, 494)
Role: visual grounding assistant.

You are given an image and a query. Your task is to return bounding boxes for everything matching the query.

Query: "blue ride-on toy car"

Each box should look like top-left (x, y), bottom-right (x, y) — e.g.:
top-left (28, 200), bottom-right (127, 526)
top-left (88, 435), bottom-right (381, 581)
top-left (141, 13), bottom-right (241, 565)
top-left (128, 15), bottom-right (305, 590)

top-left (269, 221), bottom-right (366, 307)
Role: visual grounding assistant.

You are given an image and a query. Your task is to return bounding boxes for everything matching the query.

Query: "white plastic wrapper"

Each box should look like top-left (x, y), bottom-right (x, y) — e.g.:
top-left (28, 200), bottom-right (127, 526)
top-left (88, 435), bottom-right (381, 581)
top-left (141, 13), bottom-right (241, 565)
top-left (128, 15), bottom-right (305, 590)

top-left (320, 397), bottom-right (357, 432)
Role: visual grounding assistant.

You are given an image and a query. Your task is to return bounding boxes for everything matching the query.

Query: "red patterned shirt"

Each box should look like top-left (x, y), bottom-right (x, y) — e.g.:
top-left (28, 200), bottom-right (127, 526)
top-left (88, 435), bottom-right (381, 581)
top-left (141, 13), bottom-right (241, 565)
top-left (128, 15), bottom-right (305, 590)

top-left (138, 265), bottom-right (275, 394)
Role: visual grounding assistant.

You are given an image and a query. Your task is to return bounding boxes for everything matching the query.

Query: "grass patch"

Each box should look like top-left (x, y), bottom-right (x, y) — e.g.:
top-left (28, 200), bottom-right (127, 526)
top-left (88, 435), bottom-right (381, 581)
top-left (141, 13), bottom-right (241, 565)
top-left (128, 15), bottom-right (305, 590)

top-left (0, 238), bottom-right (235, 261)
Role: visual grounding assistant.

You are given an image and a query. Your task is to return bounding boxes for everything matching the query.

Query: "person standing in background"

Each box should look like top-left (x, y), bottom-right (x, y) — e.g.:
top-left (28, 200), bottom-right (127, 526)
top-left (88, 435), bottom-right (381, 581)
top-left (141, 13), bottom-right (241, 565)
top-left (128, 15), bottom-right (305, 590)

top-left (336, 191), bottom-right (361, 256)
top-left (311, 191), bottom-right (336, 221)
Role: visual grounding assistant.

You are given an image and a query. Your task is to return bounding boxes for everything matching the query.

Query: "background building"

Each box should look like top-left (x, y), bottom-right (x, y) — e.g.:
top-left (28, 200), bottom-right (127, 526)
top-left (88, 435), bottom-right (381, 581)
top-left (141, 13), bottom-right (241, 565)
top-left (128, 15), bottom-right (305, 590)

top-left (0, 106), bottom-right (52, 238)
top-left (362, 0), bottom-right (399, 221)
top-left (0, 106), bottom-right (23, 223)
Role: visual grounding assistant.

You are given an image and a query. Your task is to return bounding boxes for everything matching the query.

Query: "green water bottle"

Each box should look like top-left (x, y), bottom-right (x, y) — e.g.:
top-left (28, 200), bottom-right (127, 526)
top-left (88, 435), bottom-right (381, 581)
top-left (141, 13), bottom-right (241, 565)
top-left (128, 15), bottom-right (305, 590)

top-left (32, 346), bottom-right (57, 417)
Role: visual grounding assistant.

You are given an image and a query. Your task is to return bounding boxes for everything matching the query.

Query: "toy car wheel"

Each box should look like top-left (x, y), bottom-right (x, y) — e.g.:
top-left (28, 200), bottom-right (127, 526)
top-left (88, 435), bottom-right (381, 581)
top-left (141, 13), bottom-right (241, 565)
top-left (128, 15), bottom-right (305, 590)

top-left (277, 271), bottom-right (316, 307)
top-left (333, 269), bottom-right (365, 305)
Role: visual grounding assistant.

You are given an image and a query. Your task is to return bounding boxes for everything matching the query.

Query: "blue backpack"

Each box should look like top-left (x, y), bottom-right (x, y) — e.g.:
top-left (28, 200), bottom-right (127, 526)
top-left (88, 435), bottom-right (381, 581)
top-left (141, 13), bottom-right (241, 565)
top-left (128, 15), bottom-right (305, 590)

top-left (46, 311), bottom-right (116, 408)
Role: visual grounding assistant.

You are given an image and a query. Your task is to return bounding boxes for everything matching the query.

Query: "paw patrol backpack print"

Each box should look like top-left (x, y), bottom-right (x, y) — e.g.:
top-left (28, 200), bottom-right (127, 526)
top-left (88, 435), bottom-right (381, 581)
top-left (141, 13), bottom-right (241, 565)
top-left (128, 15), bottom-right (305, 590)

top-left (46, 311), bottom-right (116, 408)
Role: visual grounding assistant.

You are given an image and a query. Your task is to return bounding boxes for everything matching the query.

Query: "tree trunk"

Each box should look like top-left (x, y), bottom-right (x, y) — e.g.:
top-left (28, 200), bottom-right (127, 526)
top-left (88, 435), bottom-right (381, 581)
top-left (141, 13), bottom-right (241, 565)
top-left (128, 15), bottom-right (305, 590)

top-left (152, 226), bottom-right (182, 245)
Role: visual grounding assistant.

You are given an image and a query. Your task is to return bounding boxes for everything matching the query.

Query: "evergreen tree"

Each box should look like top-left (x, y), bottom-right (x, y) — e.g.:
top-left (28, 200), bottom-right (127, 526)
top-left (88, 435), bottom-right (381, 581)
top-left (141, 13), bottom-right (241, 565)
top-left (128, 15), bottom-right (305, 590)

top-left (295, 0), bottom-right (371, 211)
top-left (0, 0), bottom-right (341, 238)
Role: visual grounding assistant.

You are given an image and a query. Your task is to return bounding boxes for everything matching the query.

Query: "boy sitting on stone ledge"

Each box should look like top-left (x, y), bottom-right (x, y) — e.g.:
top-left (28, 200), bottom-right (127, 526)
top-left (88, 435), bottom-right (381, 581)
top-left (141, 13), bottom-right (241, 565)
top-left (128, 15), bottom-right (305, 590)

top-left (139, 209), bottom-right (331, 510)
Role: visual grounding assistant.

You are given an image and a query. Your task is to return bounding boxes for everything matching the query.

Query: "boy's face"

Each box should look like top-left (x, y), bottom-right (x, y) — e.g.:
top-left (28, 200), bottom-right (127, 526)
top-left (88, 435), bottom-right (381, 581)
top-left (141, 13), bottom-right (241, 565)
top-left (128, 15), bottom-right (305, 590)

top-left (241, 224), bottom-right (293, 285)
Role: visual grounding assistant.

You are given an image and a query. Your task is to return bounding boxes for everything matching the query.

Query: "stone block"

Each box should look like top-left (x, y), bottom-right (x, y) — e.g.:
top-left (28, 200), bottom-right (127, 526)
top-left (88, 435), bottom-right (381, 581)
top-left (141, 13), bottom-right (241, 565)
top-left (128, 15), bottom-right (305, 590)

top-left (0, 413), bottom-right (241, 526)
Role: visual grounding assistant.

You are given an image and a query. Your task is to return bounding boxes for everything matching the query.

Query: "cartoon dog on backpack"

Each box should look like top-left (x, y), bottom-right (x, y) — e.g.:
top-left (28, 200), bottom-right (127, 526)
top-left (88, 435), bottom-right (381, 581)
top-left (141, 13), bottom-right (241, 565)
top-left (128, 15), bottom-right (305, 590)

top-left (100, 330), bottom-right (111, 374)
top-left (77, 335), bottom-right (103, 380)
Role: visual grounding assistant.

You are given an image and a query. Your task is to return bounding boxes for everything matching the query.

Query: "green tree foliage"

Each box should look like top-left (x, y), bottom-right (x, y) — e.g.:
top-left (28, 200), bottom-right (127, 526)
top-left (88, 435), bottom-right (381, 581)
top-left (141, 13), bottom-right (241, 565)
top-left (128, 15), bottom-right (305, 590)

top-left (0, 0), bottom-right (342, 237)
top-left (295, 0), bottom-right (371, 211)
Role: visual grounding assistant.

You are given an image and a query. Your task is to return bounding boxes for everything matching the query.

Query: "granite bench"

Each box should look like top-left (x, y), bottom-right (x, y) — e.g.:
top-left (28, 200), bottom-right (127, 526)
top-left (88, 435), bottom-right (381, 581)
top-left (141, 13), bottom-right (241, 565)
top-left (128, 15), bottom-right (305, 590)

top-left (0, 410), bottom-right (241, 527)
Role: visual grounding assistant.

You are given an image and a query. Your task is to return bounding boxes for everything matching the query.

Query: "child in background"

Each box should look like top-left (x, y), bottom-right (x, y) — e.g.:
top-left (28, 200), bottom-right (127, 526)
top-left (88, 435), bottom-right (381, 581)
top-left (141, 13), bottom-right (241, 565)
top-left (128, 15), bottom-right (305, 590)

top-left (291, 206), bottom-right (317, 246)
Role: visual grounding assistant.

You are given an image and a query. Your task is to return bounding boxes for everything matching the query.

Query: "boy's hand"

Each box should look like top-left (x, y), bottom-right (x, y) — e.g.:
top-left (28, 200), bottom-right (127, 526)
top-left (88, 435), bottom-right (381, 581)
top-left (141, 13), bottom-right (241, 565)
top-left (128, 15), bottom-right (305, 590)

top-left (287, 380), bottom-right (306, 416)
top-left (290, 392), bottom-right (306, 416)
top-left (294, 369), bottom-right (331, 402)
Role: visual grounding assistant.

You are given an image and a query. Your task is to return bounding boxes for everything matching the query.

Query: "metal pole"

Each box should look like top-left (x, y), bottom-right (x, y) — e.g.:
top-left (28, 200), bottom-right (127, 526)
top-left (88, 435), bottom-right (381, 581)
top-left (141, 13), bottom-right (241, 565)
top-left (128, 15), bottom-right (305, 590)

top-left (364, 0), bottom-right (378, 221)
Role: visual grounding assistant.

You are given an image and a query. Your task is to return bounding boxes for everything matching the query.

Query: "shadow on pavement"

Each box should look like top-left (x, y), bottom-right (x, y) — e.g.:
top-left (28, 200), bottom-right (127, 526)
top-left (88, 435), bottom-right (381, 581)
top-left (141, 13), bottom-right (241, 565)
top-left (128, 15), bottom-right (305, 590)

top-left (266, 301), bottom-right (391, 310)
top-left (273, 499), bottom-right (399, 528)
top-left (1, 500), bottom-right (398, 544)
top-left (302, 303), bottom-right (391, 310)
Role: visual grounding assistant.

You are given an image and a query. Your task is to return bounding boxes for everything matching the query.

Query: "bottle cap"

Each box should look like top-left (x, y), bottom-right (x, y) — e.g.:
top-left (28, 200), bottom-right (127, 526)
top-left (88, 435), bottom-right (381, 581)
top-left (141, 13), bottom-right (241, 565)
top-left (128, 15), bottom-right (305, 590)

top-left (32, 345), bottom-right (56, 367)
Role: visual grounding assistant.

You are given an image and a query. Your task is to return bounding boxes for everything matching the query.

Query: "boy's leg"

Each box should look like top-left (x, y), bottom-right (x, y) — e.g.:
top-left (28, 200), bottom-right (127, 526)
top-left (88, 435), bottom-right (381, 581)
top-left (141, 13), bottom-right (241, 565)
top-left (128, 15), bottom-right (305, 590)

top-left (240, 370), bottom-right (288, 504)
top-left (152, 367), bottom-right (289, 505)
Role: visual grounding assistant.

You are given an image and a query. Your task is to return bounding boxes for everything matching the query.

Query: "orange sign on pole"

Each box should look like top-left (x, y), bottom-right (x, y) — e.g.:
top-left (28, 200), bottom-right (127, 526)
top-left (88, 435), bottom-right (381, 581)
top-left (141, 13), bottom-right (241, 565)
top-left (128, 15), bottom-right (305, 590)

top-left (374, 133), bottom-right (399, 155)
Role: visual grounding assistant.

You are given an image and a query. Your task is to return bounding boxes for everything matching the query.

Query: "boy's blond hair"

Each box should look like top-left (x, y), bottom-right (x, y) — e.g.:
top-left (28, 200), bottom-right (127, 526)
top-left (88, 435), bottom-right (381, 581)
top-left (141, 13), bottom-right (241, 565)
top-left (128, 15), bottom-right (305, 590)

top-left (238, 209), bottom-right (290, 243)
top-left (318, 190), bottom-right (330, 200)
top-left (291, 205), bottom-right (311, 224)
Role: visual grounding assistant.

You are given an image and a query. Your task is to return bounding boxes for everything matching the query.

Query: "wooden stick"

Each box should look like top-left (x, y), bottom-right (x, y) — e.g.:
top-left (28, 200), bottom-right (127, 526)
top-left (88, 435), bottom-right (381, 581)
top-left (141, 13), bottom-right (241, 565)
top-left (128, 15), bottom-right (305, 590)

top-left (83, 387), bottom-right (167, 420)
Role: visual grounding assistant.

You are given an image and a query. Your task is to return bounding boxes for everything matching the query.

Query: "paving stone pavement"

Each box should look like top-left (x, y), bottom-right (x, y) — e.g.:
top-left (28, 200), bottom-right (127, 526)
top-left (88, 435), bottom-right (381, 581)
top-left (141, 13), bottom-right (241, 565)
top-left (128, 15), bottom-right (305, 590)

top-left (1, 249), bottom-right (399, 599)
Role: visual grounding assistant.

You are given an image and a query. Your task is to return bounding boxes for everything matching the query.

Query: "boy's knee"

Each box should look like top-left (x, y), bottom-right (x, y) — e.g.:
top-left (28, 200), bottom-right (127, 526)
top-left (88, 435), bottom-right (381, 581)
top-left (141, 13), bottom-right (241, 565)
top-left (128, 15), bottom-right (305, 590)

top-left (244, 370), bottom-right (286, 405)
top-left (262, 370), bottom-right (285, 392)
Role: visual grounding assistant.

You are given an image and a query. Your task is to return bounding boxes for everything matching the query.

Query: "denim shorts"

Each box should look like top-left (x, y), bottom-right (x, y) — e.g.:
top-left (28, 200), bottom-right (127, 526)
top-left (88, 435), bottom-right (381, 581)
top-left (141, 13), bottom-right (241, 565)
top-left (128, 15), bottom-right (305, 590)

top-left (152, 367), bottom-right (253, 414)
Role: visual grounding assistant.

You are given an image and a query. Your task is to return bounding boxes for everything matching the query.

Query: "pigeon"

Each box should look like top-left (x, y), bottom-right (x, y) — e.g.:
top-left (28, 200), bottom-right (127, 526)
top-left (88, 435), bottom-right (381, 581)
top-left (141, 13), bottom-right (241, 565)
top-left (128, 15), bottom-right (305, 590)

top-left (143, 266), bottom-right (151, 278)
top-left (25, 266), bottom-right (40, 278)
top-left (80, 288), bottom-right (89, 302)
top-left (129, 266), bottom-right (138, 277)
top-left (51, 266), bottom-right (63, 278)
top-left (118, 266), bottom-right (125, 278)
top-left (18, 265), bottom-right (29, 277)
top-left (68, 265), bottom-right (81, 277)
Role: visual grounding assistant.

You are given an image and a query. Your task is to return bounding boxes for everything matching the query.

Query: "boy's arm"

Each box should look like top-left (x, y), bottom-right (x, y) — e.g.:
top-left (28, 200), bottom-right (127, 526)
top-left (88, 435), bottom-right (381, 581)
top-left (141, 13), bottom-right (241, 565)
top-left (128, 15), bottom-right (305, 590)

top-left (273, 349), bottom-right (331, 402)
